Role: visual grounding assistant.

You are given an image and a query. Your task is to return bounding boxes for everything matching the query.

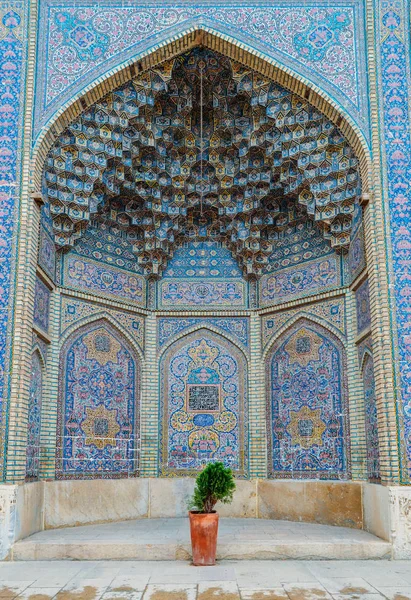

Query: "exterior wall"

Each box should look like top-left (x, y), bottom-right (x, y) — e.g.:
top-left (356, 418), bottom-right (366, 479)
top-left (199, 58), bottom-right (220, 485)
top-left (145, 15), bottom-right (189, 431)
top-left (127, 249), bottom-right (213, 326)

top-left (0, 0), bottom-right (411, 558)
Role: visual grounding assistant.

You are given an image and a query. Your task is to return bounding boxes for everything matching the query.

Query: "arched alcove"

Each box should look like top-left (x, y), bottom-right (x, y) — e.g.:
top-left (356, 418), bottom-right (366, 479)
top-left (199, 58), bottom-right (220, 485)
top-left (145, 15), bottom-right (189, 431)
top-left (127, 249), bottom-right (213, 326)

top-left (266, 317), bottom-right (350, 480)
top-left (159, 328), bottom-right (248, 478)
top-left (56, 318), bottom-right (141, 479)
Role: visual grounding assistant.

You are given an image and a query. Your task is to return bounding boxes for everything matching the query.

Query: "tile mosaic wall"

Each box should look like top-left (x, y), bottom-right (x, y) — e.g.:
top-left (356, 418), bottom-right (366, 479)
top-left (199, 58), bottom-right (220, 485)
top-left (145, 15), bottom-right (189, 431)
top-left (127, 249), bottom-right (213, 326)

top-left (0, 3), bottom-right (27, 477)
top-left (2, 0), bottom-right (410, 487)
top-left (163, 242), bottom-right (242, 279)
top-left (355, 279), bottom-right (371, 334)
top-left (35, 2), bottom-right (368, 138)
top-left (158, 318), bottom-right (249, 350)
top-left (260, 255), bottom-right (342, 307)
top-left (266, 318), bottom-right (350, 479)
top-left (62, 255), bottom-right (145, 307)
top-left (25, 351), bottom-right (43, 480)
top-left (159, 331), bottom-right (248, 477)
top-left (56, 320), bottom-right (140, 479)
top-left (377, 0), bottom-right (411, 478)
top-left (262, 297), bottom-right (346, 350)
top-left (33, 277), bottom-right (51, 334)
top-left (362, 352), bottom-right (381, 482)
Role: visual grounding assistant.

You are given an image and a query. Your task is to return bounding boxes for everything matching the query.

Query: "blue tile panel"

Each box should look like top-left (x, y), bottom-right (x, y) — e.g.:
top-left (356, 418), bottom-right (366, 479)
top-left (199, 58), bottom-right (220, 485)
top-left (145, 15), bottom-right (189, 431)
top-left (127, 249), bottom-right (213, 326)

top-left (159, 280), bottom-right (247, 309)
top-left (33, 277), bottom-right (51, 333)
top-left (67, 223), bottom-right (143, 275)
top-left (0, 4), bottom-right (27, 477)
top-left (158, 317), bottom-right (249, 349)
top-left (61, 255), bottom-right (145, 306)
top-left (56, 320), bottom-right (140, 479)
top-left (26, 351), bottom-right (43, 480)
top-left (160, 241), bottom-right (247, 309)
top-left (362, 352), bottom-right (381, 482)
top-left (377, 0), bottom-right (411, 479)
top-left (348, 225), bottom-right (366, 282)
top-left (35, 2), bottom-right (368, 138)
top-left (38, 225), bottom-right (56, 281)
top-left (260, 255), bottom-right (342, 307)
top-left (355, 279), bottom-right (371, 334)
top-left (159, 331), bottom-right (248, 477)
top-left (266, 318), bottom-right (350, 479)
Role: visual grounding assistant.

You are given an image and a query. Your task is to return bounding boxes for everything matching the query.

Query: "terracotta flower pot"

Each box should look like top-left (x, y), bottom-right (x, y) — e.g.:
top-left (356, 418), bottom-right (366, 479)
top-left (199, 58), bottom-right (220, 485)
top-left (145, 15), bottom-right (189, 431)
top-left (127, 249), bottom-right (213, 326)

top-left (189, 510), bottom-right (219, 566)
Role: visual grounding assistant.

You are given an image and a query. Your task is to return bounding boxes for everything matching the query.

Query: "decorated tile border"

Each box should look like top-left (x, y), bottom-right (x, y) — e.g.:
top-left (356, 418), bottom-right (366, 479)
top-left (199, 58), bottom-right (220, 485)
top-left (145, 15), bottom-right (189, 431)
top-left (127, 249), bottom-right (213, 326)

top-left (376, 0), bottom-right (411, 479)
top-left (61, 254), bottom-right (146, 308)
top-left (259, 255), bottom-right (343, 308)
top-left (35, 0), bottom-right (368, 138)
top-left (0, 2), bottom-right (28, 477)
top-left (158, 279), bottom-right (247, 310)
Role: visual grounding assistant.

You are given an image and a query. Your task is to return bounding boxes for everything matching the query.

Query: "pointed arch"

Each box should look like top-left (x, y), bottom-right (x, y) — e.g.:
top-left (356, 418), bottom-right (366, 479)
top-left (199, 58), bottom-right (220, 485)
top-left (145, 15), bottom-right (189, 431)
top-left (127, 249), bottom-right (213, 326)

top-left (263, 311), bottom-right (347, 361)
top-left (266, 316), bottom-right (350, 480)
top-left (32, 27), bottom-right (371, 194)
top-left (360, 346), bottom-right (373, 375)
top-left (56, 317), bottom-right (141, 479)
top-left (159, 327), bottom-right (248, 477)
top-left (158, 322), bottom-right (249, 363)
top-left (60, 311), bottom-right (144, 362)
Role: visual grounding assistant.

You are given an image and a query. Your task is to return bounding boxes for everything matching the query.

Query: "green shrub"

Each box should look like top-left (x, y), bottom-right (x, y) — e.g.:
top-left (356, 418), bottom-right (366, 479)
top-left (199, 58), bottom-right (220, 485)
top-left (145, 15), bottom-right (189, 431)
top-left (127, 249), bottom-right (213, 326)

top-left (189, 461), bottom-right (236, 513)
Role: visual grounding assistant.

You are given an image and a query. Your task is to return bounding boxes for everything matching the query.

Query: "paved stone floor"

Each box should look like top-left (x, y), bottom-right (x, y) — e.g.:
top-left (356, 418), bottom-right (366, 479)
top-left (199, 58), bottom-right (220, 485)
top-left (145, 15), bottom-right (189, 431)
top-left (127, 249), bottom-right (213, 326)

top-left (0, 560), bottom-right (411, 600)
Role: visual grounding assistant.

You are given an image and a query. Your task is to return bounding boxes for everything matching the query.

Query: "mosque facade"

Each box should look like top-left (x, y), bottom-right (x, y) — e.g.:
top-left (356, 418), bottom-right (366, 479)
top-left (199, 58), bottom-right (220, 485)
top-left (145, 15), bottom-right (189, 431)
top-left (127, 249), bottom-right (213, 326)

top-left (1, 0), bottom-right (411, 558)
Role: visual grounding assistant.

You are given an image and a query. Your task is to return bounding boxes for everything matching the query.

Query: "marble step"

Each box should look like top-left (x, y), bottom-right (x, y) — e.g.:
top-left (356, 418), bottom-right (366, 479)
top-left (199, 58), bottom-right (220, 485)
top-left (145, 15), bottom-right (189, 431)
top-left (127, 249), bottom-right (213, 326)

top-left (12, 517), bottom-right (392, 561)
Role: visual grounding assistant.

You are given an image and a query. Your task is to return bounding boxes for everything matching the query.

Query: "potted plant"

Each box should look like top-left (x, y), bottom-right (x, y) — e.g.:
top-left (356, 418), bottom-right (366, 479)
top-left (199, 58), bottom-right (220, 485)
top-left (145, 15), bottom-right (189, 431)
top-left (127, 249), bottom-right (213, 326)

top-left (188, 461), bottom-right (236, 566)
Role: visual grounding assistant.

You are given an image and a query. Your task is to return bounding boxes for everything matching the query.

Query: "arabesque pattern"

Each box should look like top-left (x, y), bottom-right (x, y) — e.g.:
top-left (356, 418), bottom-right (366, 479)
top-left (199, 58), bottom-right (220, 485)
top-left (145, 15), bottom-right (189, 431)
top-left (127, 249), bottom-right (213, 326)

top-left (159, 332), bottom-right (248, 477)
top-left (267, 319), bottom-right (350, 479)
top-left (56, 320), bottom-right (140, 479)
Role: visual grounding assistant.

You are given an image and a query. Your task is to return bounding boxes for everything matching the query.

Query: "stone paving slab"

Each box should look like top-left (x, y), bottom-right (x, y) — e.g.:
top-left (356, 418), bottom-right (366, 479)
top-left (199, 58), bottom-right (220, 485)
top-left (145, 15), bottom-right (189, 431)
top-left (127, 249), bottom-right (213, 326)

top-left (12, 519), bottom-right (391, 562)
top-left (0, 561), bottom-right (411, 600)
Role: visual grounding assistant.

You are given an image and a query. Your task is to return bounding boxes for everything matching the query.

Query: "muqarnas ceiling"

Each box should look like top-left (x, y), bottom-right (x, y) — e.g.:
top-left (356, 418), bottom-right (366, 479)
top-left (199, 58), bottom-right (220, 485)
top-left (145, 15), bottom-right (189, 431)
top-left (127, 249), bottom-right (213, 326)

top-left (45, 48), bottom-right (361, 279)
